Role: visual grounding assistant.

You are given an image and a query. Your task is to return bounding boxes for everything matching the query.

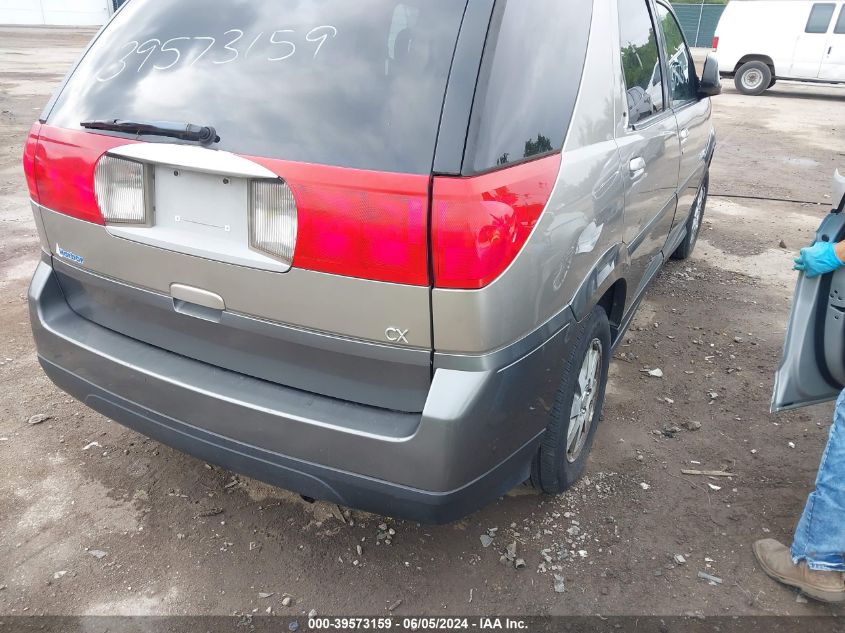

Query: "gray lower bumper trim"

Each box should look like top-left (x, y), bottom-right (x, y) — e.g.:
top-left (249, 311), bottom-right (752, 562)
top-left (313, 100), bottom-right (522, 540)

top-left (39, 357), bottom-right (537, 523)
top-left (29, 260), bottom-right (551, 521)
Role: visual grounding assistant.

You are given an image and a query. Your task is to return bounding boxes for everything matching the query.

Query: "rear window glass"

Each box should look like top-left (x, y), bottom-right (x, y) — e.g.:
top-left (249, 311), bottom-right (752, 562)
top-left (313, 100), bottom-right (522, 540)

top-left (806, 3), bottom-right (836, 33)
top-left (47, 0), bottom-right (468, 175)
top-left (463, 0), bottom-right (592, 175)
top-left (836, 6), bottom-right (845, 34)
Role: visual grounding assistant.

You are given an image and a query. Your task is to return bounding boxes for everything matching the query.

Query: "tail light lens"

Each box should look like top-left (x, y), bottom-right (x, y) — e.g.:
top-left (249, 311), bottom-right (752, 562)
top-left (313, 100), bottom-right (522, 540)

top-left (249, 180), bottom-right (298, 265)
top-left (249, 156), bottom-right (430, 286)
top-left (712, 36), bottom-right (719, 51)
top-left (23, 122), bottom-right (41, 202)
top-left (431, 154), bottom-right (561, 290)
top-left (94, 155), bottom-right (148, 224)
top-left (32, 126), bottom-right (130, 225)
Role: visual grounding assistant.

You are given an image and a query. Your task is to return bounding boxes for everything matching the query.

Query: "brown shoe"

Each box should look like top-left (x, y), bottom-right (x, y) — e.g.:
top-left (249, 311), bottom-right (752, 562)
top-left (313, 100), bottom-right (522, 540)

top-left (753, 539), bottom-right (845, 603)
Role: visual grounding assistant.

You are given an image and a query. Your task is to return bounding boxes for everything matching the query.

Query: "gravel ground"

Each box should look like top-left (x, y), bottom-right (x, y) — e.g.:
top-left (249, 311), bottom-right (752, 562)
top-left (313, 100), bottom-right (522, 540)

top-left (1, 28), bottom-right (845, 617)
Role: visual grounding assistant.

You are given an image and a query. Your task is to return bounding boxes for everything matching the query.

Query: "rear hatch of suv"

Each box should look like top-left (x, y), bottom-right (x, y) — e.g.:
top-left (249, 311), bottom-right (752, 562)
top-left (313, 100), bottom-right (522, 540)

top-left (26, 0), bottom-right (472, 413)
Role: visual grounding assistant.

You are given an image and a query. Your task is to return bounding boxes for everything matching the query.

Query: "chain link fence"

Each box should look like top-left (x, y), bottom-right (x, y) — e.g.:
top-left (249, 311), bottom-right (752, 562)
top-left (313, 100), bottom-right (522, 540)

top-left (670, 2), bottom-right (726, 48)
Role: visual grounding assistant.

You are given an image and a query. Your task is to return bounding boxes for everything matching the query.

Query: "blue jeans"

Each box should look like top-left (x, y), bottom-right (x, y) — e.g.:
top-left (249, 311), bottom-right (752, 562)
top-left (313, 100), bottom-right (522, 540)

top-left (791, 389), bottom-right (845, 572)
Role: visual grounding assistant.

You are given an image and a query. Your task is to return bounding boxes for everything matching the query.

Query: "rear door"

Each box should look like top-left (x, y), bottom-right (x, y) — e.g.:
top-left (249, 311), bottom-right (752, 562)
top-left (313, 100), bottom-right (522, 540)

top-left (33, 0), bottom-right (474, 413)
top-left (790, 2), bottom-right (837, 78)
top-left (773, 172), bottom-right (845, 411)
top-left (616, 0), bottom-right (681, 297)
top-left (820, 3), bottom-right (845, 81)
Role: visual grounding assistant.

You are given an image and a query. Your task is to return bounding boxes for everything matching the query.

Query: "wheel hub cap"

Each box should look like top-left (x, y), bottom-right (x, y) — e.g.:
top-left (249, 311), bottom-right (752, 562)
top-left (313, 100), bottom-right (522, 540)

top-left (743, 69), bottom-right (764, 90)
top-left (567, 339), bottom-right (603, 463)
top-left (691, 182), bottom-right (706, 240)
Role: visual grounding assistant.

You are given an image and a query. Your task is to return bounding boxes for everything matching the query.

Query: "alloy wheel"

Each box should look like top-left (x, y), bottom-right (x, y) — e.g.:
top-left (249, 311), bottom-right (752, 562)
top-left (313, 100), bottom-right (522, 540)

top-left (566, 338), bottom-right (603, 463)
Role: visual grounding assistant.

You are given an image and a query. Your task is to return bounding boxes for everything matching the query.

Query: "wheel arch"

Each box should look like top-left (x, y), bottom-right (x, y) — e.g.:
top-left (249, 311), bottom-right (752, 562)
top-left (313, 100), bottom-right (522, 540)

top-left (596, 279), bottom-right (627, 341)
top-left (734, 55), bottom-right (776, 76)
top-left (570, 243), bottom-right (629, 342)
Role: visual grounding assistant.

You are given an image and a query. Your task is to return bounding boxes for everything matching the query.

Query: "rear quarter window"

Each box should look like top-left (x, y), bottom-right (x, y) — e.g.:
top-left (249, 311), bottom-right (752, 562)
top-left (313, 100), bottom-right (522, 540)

top-left (462, 0), bottom-right (593, 175)
top-left (836, 6), bottom-right (845, 34)
top-left (46, 0), bottom-right (468, 174)
top-left (806, 3), bottom-right (836, 33)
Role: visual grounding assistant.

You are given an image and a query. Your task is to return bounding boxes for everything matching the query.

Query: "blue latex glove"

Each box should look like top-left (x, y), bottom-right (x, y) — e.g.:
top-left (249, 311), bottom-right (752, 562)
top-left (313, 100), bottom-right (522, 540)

top-left (794, 241), bottom-right (845, 278)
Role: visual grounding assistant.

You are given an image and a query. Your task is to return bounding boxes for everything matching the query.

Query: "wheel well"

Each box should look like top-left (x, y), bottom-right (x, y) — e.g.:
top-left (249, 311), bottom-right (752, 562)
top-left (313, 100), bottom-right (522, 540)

top-left (596, 280), bottom-right (626, 340)
top-left (734, 55), bottom-right (775, 75)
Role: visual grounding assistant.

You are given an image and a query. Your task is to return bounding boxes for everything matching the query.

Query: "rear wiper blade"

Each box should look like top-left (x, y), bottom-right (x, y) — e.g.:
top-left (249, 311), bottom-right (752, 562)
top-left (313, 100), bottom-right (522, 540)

top-left (80, 119), bottom-right (220, 146)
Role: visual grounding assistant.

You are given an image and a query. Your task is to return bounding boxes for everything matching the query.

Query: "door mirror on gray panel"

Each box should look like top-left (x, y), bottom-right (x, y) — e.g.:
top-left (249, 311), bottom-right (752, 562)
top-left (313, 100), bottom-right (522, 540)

top-left (698, 54), bottom-right (722, 98)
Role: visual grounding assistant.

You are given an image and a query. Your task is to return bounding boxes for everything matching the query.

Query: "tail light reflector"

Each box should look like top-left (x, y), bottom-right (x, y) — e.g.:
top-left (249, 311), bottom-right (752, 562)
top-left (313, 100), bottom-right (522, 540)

top-left (431, 154), bottom-right (561, 290)
top-left (712, 36), bottom-right (719, 51)
top-left (249, 180), bottom-right (298, 265)
top-left (23, 122), bottom-right (41, 202)
top-left (94, 155), bottom-right (148, 224)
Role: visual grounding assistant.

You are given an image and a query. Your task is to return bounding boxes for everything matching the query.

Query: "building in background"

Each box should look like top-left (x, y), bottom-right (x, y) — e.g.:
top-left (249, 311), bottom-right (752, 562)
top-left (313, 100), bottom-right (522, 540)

top-left (0, 0), bottom-right (126, 26)
top-left (671, 2), bottom-right (727, 48)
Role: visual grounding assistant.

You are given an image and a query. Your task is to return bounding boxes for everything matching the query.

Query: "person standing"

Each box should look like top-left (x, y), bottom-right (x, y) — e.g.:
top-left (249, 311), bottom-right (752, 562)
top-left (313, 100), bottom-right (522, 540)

top-left (754, 240), bottom-right (845, 603)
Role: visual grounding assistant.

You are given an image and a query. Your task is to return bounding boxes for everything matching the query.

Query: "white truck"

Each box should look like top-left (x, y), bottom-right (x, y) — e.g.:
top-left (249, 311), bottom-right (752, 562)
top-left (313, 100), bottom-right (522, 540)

top-left (715, 0), bottom-right (845, 94)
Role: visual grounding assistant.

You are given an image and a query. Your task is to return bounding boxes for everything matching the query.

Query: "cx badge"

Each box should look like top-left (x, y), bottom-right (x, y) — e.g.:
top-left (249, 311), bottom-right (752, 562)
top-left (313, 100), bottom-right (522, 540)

top-left (385, 327), bottom-right (409, 344)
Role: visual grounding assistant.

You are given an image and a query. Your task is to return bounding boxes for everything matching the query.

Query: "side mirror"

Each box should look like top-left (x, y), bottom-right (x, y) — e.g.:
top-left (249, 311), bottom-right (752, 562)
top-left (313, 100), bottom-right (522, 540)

top-left (698, 53), bottom-right (722, 98)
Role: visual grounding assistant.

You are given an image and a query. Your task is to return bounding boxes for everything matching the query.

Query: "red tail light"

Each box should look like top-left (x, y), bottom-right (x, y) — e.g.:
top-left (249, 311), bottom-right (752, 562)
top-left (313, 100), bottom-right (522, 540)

top-left (29, 126), bottom-right (560, 290)
top-left (250, 157), bottom-right (429, 286)
top-left (712, 36), bottom-right (719, 51)
top-left (431, 154), bottom-right (561, 290)
top-left (32, 126), bottom-right (131, 225)
top-left (23, 122), bottom-right (42, 202)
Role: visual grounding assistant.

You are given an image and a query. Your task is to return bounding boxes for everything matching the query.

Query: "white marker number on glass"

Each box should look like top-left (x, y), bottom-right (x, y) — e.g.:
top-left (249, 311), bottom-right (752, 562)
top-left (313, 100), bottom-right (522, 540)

top-left (96, 26), bottom-right (338, 81)
top-left (96, 40), bottom-right (139, 82)
top-left (268, 30), bottom-right (296, 62)
top-left (306, 25), bottom-right (338, 58)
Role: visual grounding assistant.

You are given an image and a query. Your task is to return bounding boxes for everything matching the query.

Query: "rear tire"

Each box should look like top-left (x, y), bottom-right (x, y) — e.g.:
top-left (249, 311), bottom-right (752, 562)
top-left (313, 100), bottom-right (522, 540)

top-left (734, 61), bottom-right (772, 96)
top-left (672, 171), bottom-right (708, 261)
top-left (531, 306), bottom-right (611, 494)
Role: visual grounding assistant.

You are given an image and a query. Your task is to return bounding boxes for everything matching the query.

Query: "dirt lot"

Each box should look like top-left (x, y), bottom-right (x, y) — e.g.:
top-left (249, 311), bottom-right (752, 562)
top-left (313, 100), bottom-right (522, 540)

top-left (1, 27), bottom-right (845, 618)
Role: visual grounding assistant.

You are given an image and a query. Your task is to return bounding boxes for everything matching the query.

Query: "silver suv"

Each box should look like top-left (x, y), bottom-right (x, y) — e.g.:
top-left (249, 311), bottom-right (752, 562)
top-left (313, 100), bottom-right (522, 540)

top-left (24, 0), bottom-right (719, 522)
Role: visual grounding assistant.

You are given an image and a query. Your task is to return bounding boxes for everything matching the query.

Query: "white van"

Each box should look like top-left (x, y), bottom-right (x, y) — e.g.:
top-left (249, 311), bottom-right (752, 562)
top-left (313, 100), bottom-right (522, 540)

top-left (715, 0), bottom-right (845, 94)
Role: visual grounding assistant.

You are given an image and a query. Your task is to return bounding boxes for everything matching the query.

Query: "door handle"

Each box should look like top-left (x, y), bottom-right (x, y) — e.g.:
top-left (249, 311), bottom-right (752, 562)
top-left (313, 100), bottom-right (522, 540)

top-left (629, 157), bottom-right (646, 180)
top-left (679, 128), bottom-right (690, 143)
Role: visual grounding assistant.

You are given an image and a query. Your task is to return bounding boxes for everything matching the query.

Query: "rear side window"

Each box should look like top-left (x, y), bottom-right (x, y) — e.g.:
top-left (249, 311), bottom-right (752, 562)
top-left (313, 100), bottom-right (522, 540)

top-left (655, 3), bottom-right (697, 105)
top-left (836, 6), bottom-right (845, 34)
top-left (46, 0), bottom-right (468, 175)
top-left (463, 0), bottom-right (592, 175)
top-left (619, 0), bottom-right (665, 125)
top-left (806, 3), bottom-right (836, 33)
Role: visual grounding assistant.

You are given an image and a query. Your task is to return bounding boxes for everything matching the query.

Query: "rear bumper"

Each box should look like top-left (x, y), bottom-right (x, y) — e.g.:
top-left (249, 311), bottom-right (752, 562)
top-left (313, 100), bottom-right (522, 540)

top-left (29, 260), bottom-right (570, 523)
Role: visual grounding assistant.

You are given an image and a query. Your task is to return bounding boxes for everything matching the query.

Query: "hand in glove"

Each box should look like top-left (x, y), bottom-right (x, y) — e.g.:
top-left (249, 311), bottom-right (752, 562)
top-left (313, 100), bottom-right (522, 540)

top-left (794, 241), bottom-right (845, 278)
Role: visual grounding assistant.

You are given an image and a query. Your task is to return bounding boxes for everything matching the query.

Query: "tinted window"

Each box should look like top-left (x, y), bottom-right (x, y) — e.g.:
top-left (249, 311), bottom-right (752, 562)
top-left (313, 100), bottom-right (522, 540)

top-left (836, 6), bottom-right (845, 34)
top-left (656, 3), bottom-right (697, 105)
top-left (463, 0), bottom-right (592, 174)
top-left (619, 0), bottom-right (665, 125)
top-left (806, 3), bottom-right (836, 33)
top-left (47, 0), bottom-right (468, 174)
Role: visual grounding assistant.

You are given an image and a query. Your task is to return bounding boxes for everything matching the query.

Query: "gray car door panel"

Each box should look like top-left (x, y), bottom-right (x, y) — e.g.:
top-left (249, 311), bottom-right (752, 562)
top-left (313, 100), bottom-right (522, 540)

top-left (617, 115), bottom-right (680, 297)
top-left (773, 195), bottom-right (845, 412)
